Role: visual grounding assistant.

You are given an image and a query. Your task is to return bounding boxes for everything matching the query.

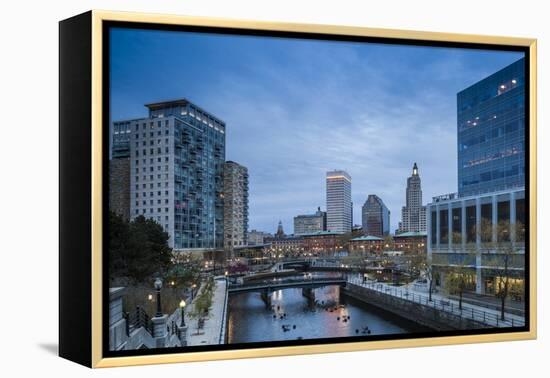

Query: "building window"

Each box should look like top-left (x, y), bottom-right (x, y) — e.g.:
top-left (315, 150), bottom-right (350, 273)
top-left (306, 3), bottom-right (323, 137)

top-left (452, 208), bottom-right (461, 243)
top-left (516, 198), bottom-right (525, 241)
top-left (440, 209), bottom-right (449, 244)
top-left (498, 200), bottom-right (510, 241)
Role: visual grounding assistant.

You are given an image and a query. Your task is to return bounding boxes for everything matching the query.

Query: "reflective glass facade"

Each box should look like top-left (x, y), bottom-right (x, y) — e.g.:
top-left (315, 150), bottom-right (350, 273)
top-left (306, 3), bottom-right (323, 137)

top-left (361, 194), bottom-right (390, 237)
top-left (457, 58), bottom-right (525, 197)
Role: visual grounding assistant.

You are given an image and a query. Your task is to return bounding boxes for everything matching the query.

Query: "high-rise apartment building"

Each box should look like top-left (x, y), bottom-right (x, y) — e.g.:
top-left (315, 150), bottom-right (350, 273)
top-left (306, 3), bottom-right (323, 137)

top-left (112, 99), bottom-right (226, 251)
top-left (294, 207), bottom-right (327, 235)
top-left (457, 58), bottom-right (525, 197)
top-left (399, 163), bottom-right (426, 234)
top-left (326, 170), bottom-right (352, 234)
top-left (223, 161), bottom-right (249, 253)
top-left (361, 195), bottom-right (390, 237)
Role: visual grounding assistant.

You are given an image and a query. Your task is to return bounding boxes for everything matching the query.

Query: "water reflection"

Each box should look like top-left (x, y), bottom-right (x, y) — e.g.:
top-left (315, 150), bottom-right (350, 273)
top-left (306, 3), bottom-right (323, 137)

top-left (227, 283), bottom-right (423, 344)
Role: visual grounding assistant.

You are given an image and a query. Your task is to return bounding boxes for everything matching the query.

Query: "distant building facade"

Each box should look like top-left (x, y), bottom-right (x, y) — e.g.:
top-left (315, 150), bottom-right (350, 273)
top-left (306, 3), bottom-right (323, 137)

top-left (275, 220), bottom-right (285, 238)
top-left (326, 170), bottom-right (352, 234)
top-left (361, 195), bottom-right (390, 237)
top-left (349, 235), bottom-right (384, 254)
top-left (113, 99), bottom-right (226, 251)
top-left (398, 163), bottom-right (427, 234)
top-left (294, 207), bottom-right (327, 235)
top-left (393, 231), bottom-right (427, 252)
top-left (223, 161), bottom-right (249, 253)
top-left (266, 235), bottom-right (304, 254)
top-left (247, 230), bottom-right (271, 246)
top-left (301, 231), bottom-right (343, 255)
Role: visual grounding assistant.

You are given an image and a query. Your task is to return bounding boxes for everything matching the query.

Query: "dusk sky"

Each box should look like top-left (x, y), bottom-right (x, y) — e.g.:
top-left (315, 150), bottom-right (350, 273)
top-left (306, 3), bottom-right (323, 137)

top-left (110, 28), bottom-right (523, 234)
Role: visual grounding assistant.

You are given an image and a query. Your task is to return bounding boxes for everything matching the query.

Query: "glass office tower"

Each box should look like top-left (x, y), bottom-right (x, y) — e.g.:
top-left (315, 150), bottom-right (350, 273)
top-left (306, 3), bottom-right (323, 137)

top-left (457, 58), bottom-right (525, 197)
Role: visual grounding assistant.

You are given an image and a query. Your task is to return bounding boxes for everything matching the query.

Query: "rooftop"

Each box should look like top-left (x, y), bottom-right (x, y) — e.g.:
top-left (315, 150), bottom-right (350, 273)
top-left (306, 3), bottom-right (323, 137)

top-left (350, 235), bottom-right (384, 241)
top-left (300, 231), bottom-right (341, 237)
top-left (394, 231), bottom-right (427, 238)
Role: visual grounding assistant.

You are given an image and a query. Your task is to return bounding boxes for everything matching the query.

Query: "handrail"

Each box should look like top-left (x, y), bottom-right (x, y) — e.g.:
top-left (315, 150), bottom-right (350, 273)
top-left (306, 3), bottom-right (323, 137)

top-left (348, 277), bottom-right (524, 328)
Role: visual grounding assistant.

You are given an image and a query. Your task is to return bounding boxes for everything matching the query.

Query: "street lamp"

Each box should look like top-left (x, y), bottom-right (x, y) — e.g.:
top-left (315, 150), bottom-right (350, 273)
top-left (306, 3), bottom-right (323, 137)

top-left (179, 299), bottom-right (186, 327)
top-left (154, 277), bottom-right (163, 317)
top-left (191, 283), bottom-right (197, 301)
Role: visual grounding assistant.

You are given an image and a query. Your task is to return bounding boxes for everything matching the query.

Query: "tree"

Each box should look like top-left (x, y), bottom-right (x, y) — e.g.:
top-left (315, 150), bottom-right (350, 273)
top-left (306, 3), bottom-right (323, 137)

top-left (480, 219), bottom-right (523, 321)
top-left (109, 212), bottom-right (173, 284)
top-left (409, 253), bottom-right (437, 302)
top-left (445, 266), bottom-right (467, 310)
top-left (188, 277), bottom-right (215, 332)
top-left (444, 249), bottom-right (476, 311)
top-left (165, 263), bottom-right (201, 289)
top-left (108, 211), bottom-right (131, 282)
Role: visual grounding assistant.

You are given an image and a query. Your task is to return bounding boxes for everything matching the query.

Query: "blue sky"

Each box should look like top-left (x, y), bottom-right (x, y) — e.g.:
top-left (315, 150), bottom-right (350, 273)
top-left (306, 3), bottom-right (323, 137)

top-left (110, 28), bottom-right (523, 234)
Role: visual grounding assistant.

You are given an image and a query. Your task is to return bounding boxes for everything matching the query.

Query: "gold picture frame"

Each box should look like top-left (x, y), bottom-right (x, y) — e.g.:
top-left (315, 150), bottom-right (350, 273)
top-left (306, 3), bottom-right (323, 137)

top-left (59, 10), bottom-right (537, 368)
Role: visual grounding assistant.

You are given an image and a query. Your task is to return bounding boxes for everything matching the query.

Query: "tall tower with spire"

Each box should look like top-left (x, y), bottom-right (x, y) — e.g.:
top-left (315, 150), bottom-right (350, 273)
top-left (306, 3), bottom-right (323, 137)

top-left (398, 163), bottom-right (426, 234)
top-left (275, 220), bottom-right (285, 238)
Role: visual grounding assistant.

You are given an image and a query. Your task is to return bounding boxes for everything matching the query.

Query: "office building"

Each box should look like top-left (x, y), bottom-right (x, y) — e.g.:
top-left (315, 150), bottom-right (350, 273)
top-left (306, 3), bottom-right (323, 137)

top-left (398, 163), bottom-right (427, 234)
top-left (361, 195), bottom-right (390, 237)
top-left (428, 59), bottom-right (526, 296)
top-left (294, 207), bottom-right (327, 235)
top-left (326, 170), bottom-right (352, 234)
top-left (457, 58), bottom-right (525, 197)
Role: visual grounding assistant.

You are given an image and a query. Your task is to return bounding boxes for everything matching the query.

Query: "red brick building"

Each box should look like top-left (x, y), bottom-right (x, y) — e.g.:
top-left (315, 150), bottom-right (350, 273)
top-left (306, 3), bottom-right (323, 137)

top-left (301, 231), bottom-right (344, 255)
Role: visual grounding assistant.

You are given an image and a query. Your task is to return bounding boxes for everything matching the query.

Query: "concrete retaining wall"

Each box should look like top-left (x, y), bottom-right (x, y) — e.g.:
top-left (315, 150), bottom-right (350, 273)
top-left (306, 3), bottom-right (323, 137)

top-left (342, 283), bottom-right (490, 331)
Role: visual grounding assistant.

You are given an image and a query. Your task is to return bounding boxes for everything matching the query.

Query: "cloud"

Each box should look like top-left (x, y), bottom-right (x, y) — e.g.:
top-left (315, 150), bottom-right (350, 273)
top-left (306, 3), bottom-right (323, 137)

top-left (110, 29), bottom-right (523, 233)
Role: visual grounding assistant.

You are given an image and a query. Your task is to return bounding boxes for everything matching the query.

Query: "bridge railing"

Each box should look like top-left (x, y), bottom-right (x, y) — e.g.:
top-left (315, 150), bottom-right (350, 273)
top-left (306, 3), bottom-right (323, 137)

top-left (348, 277), bottom-right (525, 328)
top-left (228, 275), bottom-right (346, 289)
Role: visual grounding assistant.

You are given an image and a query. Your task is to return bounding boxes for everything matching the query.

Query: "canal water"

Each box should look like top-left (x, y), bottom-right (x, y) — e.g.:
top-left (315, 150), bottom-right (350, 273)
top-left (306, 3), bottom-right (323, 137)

top-left (226, 280), bottom-right (426, 344)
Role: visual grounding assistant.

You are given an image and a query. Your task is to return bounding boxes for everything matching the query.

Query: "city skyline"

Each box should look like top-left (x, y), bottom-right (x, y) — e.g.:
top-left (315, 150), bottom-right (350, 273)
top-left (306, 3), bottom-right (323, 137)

top-left (110, 27), bottom-right (524, 233)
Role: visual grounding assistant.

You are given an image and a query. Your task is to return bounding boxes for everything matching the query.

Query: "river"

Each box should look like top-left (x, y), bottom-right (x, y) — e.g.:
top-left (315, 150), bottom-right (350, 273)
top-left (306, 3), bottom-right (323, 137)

top-left (226, 278), bottom-right (426, 344)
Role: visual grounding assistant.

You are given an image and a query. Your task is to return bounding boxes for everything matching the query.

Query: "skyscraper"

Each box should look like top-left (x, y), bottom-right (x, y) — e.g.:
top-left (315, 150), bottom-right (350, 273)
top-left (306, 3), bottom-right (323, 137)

top-left (361, 195), bottom-right (390, 237)
top-left (399, 163), bottom-right (426, 234)
top-left (326, 170), bottom-right (352, 234)
top-left (457, 58), bottom-right (525, 197)
top-left (113, 99), bottom-right (226, 251)
top-left (275, 220), bottom-right (285, 238)
top-left (223, 161), bottom-right (249, 254)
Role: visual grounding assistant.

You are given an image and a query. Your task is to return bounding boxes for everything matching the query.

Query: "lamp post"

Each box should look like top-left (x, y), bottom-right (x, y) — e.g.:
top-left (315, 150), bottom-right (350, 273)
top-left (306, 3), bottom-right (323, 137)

top-left (154, 278), bottom-right (163, 317)
top-left (179, 299), bottom-right (186, 327)
top-left (191, 283), bottom-right (197, 301)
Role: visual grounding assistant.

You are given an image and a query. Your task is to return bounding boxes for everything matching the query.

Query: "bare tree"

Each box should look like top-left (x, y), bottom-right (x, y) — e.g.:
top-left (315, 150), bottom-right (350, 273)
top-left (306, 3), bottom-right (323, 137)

top-left (409, 252), bottom-right (437, 301)
top-left (444, 257), bottom-right (475, 311)
top-left (480, 219), bottom-right (523, 321)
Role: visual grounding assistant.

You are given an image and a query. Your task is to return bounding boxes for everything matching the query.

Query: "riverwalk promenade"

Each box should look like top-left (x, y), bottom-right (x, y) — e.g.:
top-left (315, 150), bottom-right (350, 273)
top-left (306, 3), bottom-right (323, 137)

top-left (185, 277), bottom-right (228, 346)
top-left (347, 274), bottom-right (525, 328)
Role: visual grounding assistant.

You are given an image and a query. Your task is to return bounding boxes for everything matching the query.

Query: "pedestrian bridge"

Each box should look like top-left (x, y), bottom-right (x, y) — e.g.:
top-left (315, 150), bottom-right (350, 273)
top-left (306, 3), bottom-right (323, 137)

top-left (227, 276), bottom-right (347, 294)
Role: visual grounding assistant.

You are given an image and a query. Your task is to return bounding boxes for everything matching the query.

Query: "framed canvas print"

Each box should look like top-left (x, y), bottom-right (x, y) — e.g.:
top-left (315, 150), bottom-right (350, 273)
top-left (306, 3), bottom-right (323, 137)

top-left (59, 10), bottom-right (537, 368)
